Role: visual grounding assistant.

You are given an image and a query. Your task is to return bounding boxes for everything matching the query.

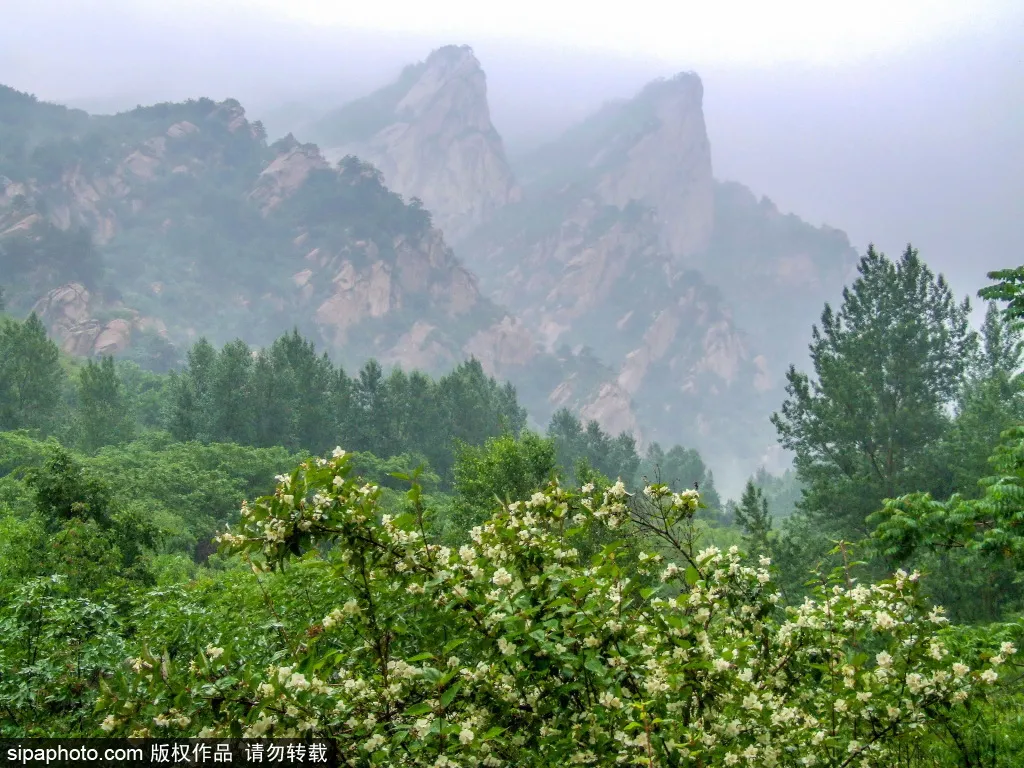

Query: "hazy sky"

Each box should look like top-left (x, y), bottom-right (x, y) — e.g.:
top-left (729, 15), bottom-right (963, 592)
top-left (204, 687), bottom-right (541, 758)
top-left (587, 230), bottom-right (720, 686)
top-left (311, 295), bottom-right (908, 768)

top-left (168, 0), bottom-right (1013, 67)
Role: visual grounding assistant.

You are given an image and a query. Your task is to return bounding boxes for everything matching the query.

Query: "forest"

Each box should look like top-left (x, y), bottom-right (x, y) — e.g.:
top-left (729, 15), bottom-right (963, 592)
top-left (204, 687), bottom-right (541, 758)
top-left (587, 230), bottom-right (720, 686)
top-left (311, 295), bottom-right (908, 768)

top-left (0, 250), bottom-right (1023, 766)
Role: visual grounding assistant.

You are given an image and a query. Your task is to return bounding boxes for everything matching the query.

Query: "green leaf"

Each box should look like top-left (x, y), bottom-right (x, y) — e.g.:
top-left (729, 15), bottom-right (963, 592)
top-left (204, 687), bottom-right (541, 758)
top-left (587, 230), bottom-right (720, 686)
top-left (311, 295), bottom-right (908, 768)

top-left (440, 680), bottom-right (463, 708)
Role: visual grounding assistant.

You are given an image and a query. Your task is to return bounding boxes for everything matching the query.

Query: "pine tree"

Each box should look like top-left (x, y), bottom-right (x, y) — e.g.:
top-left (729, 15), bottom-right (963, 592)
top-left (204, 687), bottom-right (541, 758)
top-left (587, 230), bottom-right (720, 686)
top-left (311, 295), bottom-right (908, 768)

top-left (78, 356), bottom-right (134, 452)
top-left (771, 244), bottom-right (976, 536)
top-left (210, 339), bottom-right (254, 444)
top-left (0, 313), bottom-right (66, 432)
top-left (734, 479), bottom-right (772, 555)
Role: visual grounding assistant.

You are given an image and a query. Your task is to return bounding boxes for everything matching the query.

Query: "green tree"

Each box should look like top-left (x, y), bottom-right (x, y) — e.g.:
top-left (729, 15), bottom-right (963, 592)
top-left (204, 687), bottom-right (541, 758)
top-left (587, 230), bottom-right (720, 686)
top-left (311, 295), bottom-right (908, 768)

top-left (641, 442), bottom-right (721, 511)
top-left (0, 313), bottom-right (66, 432)
top-left (771, 244), bottom-right (976, 536)
top-left (267, 330), bottom-right (336, 453)
top-left (26, 447), bottom-right (115, 533)
top-left (77, 356), bottom-right (134, 452)
top-left (209, 339), bottom-right (254, 444)
top-left (167, 338), bottom-right (217, 442)
top-left (869, 425), bottom-right (1024, 621)
top-left (734, 479), bottom-right (772, 556)
top-left (934, 303), bottom-right (1024, 497)
top-left (451, 431), bottom-right (557, 530)
top-left (979, 265), bottom-right (1024, 327)
top-left (548, 408), bottom-right (641, 487)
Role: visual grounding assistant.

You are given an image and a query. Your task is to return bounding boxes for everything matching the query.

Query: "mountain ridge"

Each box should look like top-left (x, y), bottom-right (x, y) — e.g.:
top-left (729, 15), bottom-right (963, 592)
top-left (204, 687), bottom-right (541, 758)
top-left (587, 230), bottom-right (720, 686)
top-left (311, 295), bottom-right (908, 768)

top-left (0, 47), bottom-right (860, 490)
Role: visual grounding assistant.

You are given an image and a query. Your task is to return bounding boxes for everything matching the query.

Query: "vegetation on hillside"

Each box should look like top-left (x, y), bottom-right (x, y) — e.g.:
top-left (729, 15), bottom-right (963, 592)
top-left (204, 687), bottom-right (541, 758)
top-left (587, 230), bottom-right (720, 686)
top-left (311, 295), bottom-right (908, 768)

top-left (1, 250), bottom-right (1022, 765)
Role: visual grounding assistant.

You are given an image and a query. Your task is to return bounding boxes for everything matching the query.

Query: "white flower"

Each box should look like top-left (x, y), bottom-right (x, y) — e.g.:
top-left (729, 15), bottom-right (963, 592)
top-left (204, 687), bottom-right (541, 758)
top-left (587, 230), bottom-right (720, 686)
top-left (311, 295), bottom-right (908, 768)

top-left (874, 611), bottom-right (897, 630)
top-left (100, 715), bottom-right (118, 732)
top-left (459, 728), bottom-right (475, 745)
top-left (205, 645), bottom-right (224, 660)
top-left (363, 734), bottom-right (385, 752)
top-left (981, 669), bottom-right (998, 684)
top-left (492, 568), bottom-right (513, 587)
top-left (287, 672), bottom-right (310, 691)
top-left (332, 447), bottom-right (346, 458)
top-left (342, 598), bottom-right (361, 615)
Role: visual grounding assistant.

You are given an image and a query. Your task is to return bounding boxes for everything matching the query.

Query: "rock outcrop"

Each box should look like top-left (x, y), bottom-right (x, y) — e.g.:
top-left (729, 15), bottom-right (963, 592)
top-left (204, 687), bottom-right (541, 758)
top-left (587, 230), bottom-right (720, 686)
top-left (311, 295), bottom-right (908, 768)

top-left (30, 282), bottom-right (164, 357)
top-left (249, 139), bottom-right (329, 213)
top-left (313, 45), bottom-right (520, 243)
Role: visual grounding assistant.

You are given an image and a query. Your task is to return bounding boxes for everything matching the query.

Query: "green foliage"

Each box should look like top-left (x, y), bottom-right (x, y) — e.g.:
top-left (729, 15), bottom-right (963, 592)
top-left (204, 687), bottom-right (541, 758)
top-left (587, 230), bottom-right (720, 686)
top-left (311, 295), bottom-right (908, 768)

top-left (979, 266), bottom-right (1024, 327)
top-left (451, 431), bottom-right (557, 531)
top-left (0, 578), bottom-right (127, 736)
top-left (869, 426), bottom-right (1024, 621)
top-left (0, 313), bottom-right (67, 433)
top-left (748, 466), bottom-right (803, 520)
top-left (0, 224), bottom-right (102, 307)
top-left (640, 441), bottom-right (722, 512)
top-left (166, 333), bottom-right (527, 486)
top-left (734, 479), bottom-right (773, 557)
top-left (772, 244), bottom-right (976, 537)
top-left (91, 450), bottom-right (1014, 767)
top-left (77, 356), bottom-right (135, 452)
top-left (548, 408), bottom-right (641, 487)
top-left (26, 447), bottom-right (116, 533)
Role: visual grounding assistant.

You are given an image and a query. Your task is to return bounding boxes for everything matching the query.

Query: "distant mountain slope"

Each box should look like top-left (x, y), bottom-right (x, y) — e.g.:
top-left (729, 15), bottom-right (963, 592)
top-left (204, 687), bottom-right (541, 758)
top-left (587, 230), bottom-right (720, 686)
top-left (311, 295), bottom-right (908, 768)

top-left (0, 48), bottom-right (860, 490)
top-left (0, 84), bottom-right (631, 439)
top-left (0, 90), bottom-right (513, 371)
top-left (456, 68), bottom-right (857, 483)
top-left (308, 45), bottom-right (519, 244)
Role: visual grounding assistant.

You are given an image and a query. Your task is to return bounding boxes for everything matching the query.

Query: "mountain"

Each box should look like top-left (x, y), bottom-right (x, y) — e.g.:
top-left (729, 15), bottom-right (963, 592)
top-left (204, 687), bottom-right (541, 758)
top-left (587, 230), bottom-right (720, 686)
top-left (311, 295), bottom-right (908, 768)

top-left (0, 86), bottom-right (528, 374)
top-left (0, 44), bottom-right (859, 490)
top-left (0, 83), bottom-right (631, 444)
top-left (309, 45), bottom-right (519, 244)
top-left (446, 70), bottom-right (855, 482)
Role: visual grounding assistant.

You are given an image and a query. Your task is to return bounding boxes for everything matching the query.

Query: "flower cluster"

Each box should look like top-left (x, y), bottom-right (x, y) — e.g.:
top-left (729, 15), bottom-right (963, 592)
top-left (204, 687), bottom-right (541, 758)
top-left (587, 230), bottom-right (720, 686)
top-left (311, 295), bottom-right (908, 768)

top-left (98, 448), bottom-right (1000, 766)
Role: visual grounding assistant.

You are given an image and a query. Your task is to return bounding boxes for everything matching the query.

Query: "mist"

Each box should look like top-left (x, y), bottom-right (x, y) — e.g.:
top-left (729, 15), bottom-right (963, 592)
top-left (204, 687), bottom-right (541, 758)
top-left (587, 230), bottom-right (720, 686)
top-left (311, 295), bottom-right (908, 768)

top-left (2, 0), bottom-right (1021, 307)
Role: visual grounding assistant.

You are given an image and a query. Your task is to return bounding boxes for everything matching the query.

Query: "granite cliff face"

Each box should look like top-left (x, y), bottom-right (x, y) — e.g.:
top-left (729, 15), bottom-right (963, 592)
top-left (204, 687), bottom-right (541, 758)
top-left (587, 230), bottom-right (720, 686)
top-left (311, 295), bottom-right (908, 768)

top-left (311, 46), bottom-right (520, 244)
top-left (453, 67), bottom-right (854, 482)
top-left (0, 89), bottom-right (543, 384)
top-left (0, 59), bottom-right (858, 486)
top-left (450, 74), bottom-right (755, 470)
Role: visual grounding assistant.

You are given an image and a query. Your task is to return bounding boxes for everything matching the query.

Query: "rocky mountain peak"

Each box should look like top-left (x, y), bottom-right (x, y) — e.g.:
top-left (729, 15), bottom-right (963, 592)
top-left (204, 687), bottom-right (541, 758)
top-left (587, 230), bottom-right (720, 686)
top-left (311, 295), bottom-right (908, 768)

top-left (603, 72), bottom-right (713, 258)
top-left (312, 44), bottom-right (519, 243)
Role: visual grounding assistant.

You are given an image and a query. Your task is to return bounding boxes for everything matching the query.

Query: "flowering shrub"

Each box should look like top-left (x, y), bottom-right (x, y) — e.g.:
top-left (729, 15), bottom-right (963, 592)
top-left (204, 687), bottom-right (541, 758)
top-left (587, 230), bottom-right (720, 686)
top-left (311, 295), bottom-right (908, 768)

top-left (97, 449), bottom-right (1006, 766)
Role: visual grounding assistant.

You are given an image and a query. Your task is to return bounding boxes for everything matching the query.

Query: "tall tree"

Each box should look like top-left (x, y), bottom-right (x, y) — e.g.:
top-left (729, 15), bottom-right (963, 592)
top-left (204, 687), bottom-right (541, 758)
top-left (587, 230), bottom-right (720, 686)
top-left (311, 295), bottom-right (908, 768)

top-left (0, 313), bottom-right (65, 432)
top-left (77, 356), bottom-right (134, 452)
top-left (167, 338), bottom-right (218, 442)
top-left (642, 443), bottom-right (721, 511)
top-left (734, 479), bottom-right (772, 556)
top-left (771, 244), bottom-right (976, 536)
top-left (210, 339), bottom-right (254, 444)
top-left (934, 303), bottom-right (1024, 497)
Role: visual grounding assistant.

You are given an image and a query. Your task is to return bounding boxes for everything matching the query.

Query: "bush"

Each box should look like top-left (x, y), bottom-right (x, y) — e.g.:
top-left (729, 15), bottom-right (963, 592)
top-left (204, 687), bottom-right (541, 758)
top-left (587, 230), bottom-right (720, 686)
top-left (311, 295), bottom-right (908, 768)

top-left (96, 449), bottom-right (1012, 767)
